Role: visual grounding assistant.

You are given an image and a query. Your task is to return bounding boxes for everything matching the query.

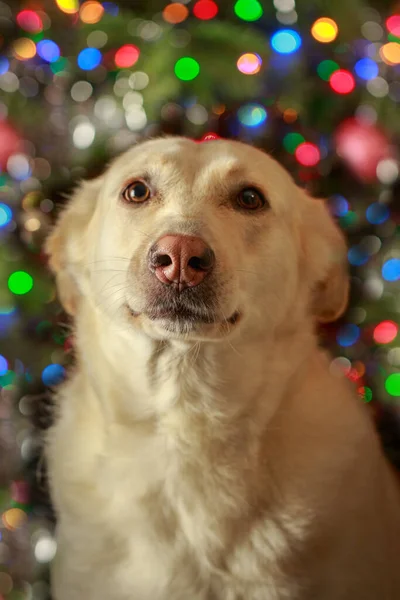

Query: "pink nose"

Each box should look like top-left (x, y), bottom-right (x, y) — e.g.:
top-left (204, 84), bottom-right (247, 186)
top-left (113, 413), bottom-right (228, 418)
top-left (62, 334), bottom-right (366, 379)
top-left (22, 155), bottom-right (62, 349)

top-left (149, 235), bottom-right (215, 291)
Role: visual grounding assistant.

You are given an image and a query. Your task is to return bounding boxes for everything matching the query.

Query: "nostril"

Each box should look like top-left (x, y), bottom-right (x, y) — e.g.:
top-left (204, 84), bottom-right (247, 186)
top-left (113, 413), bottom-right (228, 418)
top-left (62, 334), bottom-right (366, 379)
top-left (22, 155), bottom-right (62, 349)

top-left (188, 248), bottom-right (215, 271)
top-left (157, 254), bottom-right (172, 267)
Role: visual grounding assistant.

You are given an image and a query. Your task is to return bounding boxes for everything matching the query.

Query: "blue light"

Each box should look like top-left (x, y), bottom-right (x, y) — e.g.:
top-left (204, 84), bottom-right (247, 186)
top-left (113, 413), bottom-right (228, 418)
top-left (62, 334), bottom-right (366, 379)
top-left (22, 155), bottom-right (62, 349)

top-left (0, 355), bottom-right (7, 376)
top-left (42, 363), bottom-right (66, 386)
top-left (330, 195), bottom-right (349, 217)
top-left (0, 203), bottom-right (12, 228)
top-left (348, 246), bottom-right (369, 266)
top-left (271, 29), bottom-right (302, 55)
top-left (238, 104), bottom-right (267, 127)
top-left (354, 58), bottom-right (378, 81)
top-left (382, 258), bottom-right (400, 282)
top-left (77, 48), bottom-right (102, 71)
top-left (0, 57), bottom-right (9, 75)
top-left (102, 2), bottom-right (119, 15)
top-left (337, 324), bottom-right (360, 347)
top-left (366, 202), bottom-right (389, 225)
top-left (37, 40), bottom-right (60, 63)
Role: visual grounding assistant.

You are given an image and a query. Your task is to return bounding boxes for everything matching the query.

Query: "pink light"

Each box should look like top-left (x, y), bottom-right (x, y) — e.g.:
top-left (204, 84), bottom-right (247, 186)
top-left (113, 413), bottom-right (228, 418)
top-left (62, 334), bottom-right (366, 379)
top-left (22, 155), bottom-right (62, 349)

top-left (386, 15), bottom-right (400, 37)
top-left (373, 320), bottom-right (398, 344)
top-left (295, 142), bottom-right (320, 166)
top-left (329, 69), bottom-right (355, 94)
top-left (16, 10), bottom-right (42, 33)
top-left (115, 44), bottom-right (140, 69)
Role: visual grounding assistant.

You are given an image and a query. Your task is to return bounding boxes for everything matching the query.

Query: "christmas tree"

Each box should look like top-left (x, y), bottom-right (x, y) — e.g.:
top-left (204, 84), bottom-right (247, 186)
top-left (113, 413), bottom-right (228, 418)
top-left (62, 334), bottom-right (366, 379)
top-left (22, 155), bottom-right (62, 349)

top-left (0, 0), bottom-right (400, 596)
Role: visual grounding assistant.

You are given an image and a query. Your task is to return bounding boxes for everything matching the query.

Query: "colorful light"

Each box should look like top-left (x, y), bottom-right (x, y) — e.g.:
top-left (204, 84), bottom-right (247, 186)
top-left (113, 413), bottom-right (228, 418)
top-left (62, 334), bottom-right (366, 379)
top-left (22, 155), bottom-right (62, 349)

top-left (283, 132), bottom-right (305, 154)
top-left (42, 364), bottom-right (66, 386)
top-left (115, 45), bottom-right (140, 68)
top-left (283, 108), bottom-right (297, 123)
top-left (295, 142), bottom-right (320, 166)
top-left (385, 373), bottom-right (400, 396)
top-left (380, 42), bottom-right (400, 66)
top-left (0, 355), bottom-right (7, 376)
top-left (366, 203), bottom-right (389, 225)
top-left (193, 0), bottom-right (218, 20)
top-left (386, 15), bottom-right (400, 37)
top-left (329, 70), bottom-right (355, 94)
top-left (358, 386), bottom-right (373, 403)
top-left (174, 57), bottom-right (200, 81)
top-left (8, 271), bottom-right (33, 295)
top-left (237, 53), bottom-right (262, 75)
top-left (37, 40), bottom-right (60, 63)
top-left (78, 48), bottom-right (102, 70)
top-left (16, 10), bottom-right (42, 33)
top-left (382, 258), bottom-right (400, 282)
top-left (271, 29), bottom-right (302, 54)
top-left (55, 0), bottom-right (79, 14)
top-left (354, 58), bottom-right (378, 80)
top-left (0, 203), bottom-right (12, 228)
top-left (330, 195), bottom-right (349, 217)
top-left (234, 0), bottom-right (263, 22)
top-left (373, 321), bottom-right (398, 344)
top-left (12, 38), bottom-right (36, 61)
top-left (163, 3), bottom-right (189, 24)
top-left (311, 17), bottom-right (338, 43)
top-left (199, 132), bottom-right (221, 142)
top-left (2, 508), bottom-right (27, 531)
top-left (317, 59), bottom-right (339, 81)
top-left (336, 324), bottom-right (360, 347)
top-left (80, 1), bottom-right (104, 24)
top-left (0, 57), bottom-right (9, 75)
top-left (347, 245), bottom-right (369, 266)
top-left (103, 2), bottom-right (119, 15)
top-left (238, 104), bottom-right (267, 127)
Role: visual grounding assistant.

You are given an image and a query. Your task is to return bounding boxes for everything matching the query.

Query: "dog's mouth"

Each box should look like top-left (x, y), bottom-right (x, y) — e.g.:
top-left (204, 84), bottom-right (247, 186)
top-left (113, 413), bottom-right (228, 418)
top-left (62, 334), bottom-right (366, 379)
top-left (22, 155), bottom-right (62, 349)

top-left (126, 303), bottom-right (240, 327)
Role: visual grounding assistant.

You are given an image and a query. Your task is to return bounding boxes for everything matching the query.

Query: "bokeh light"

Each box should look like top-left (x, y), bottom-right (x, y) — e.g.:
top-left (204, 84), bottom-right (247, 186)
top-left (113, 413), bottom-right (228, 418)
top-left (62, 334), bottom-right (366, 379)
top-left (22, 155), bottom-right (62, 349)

top-left (37, 40), bottom-right (61, 63)
top-left (12, 38), bottom-right (36, 61)
top-left (42, 364), bottom-right (66, 386)
top-left (354, 58), bottom-right (378, 80)
top-left (115, 45), bottom-right (140, 68)
top-left (55, 0), bottom-right (79, 14)
top-left (283, 132), bottom-right (304, 153)
top-left (80, 1), bottom-right (104, 24)
top-left (193, 0), bottom-right (218, 20)
top-left (329, 69), bottom-right (355, 94)
top-left (337, 323), bottom-right (360, 347)
top-left (0, 57), bottom-right (9, 75)
top-left (348, 245), bottom-right (369, 266)
top-left (0, 355), bottom-right (7, 376)
top-left (0, 203), bottom-right (12, 227)
top-left (78, 47), bottom-right (102, 70)
top-left (385, 373), bottom-right (400, 396)
top-left (382, 258), bottom-right (400, 282)
top-left (373, 321), bottom-right (398, 344)
top-left (234, 0), bottom-right (263, 22)
top-left (380, 43), bottom-right (400, 66)
top-left (366, 202), bottom-right (389, 225)
top-left (271, 29), bottom-right (302, 54)
top-left (311, 18), bottom-right (338, 43)
top-left (330, 195), bottom-right (349, 217)
top-left (238, 104), bottom-right (267, 127)
top-left (174, 57), bottom-right (200, 81)
top-left (16, 10), bottom-right (42, 33)
top-left (237, 53), bottom-right (262, 75)
top-left (386, 15), bottom-right (400, 37)
top-left (163, 3), bottom-right (189, 24)
top-left (317, 59), bottom-right (339, 80)
top-left (295, 142), bottom-right (320, 166)
top-left (8, 271), bottom-right (33, 295)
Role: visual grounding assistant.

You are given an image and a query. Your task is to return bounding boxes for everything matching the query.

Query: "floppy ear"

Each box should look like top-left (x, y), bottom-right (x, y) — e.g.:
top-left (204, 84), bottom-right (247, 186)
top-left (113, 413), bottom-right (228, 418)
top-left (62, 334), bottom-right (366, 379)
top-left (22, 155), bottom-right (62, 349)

top-left (44, 177), bottom-right (102, 315)
top-left (299, 191), bottom-right (349, 323)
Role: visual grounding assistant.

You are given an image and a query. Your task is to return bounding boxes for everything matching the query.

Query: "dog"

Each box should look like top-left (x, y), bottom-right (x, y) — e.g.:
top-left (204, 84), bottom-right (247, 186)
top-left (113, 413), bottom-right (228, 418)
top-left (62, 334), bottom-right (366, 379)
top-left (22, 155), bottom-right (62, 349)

top-left (44, 137), bottom-right (400, 600)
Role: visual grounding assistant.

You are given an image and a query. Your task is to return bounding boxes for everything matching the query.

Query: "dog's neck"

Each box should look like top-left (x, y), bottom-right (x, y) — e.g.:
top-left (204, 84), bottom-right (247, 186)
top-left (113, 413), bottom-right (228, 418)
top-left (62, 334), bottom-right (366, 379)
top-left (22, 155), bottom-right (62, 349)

top-left (74, 299), bottom-right (317, 433)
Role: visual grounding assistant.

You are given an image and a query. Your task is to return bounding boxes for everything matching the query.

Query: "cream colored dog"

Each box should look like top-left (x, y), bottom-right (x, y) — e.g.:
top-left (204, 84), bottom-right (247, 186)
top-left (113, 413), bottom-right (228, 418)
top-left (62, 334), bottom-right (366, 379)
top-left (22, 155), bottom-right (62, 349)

top-left (45, 137), bottom-right (400, 600)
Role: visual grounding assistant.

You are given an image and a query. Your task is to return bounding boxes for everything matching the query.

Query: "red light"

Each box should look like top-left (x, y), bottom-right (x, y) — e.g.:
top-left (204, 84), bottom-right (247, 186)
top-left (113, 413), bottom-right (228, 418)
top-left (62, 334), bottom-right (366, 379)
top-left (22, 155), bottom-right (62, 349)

top-left (295, 142), bottom-right (320, 166)
top-left (193, 0), bottom-right (218, 20)
top-left (329, 70), bottom-right (355, 94)
top-left (115, 44), bottom-right (140, 68)
top-left (373, 320), bottom-right (398, 344)
top-left (386, 15), bottom-right (400, 37)
top-left (16, 10), bottom-right (42, 33)
top-left (196, 132), bottom-right (221, 143)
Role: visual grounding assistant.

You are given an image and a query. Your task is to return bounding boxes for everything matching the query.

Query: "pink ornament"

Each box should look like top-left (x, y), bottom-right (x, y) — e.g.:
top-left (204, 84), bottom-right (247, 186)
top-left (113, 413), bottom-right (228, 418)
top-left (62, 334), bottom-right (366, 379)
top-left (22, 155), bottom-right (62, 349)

top-left (0, 121), bottom-right (20, 170)
top-left (334, 118), bottom-right (392, 182)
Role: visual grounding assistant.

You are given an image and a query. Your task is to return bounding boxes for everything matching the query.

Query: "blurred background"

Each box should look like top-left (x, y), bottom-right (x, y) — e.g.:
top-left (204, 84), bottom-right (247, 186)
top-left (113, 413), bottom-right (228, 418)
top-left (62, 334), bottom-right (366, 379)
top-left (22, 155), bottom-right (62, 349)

top-left (0, 0), bottom-right (400, 597)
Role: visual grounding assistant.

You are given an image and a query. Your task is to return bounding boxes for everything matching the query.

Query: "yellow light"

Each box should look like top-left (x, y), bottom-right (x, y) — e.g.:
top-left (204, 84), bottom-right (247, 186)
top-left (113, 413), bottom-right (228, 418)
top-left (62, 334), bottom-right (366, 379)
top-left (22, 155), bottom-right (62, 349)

top-left (2, 508), bottom-right (27, 531)
top-left (13, 38), bottom-right (36, 60)
top-left (311, 17), bottom-right (338, 43)
top-left (163, 3), bottom-right (189, 24)
top-left (380, 42), bottom-right (400, 65)
top-left (237, 53), bottom-right (262, 75)
top-left (80, 1), bottom-right (104, 24)
top-left (55, 0), bottom-right (79, 14)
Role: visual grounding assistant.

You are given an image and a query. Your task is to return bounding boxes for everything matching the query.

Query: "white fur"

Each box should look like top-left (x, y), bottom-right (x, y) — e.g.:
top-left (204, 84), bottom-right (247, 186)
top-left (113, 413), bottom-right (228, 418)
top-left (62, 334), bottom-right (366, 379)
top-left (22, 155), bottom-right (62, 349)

top-left (45, 138), bottom-right (400, 600)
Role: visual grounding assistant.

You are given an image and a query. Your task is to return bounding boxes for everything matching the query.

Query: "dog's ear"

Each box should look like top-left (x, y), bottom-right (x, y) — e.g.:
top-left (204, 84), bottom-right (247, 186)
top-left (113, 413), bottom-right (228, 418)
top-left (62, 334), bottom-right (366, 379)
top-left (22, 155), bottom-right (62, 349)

top-left (44, 177), bottom-right (102, 315)
top-left (299, 191), bottom-right (349, 323)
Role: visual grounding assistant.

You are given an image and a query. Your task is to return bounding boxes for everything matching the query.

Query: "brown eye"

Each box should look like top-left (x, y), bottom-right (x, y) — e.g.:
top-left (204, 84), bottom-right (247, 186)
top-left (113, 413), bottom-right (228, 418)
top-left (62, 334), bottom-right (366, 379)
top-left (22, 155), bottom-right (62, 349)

top-left (123, 180), bottom-right (151, 203)
top-left (237, 188), bottom-right (266, 211)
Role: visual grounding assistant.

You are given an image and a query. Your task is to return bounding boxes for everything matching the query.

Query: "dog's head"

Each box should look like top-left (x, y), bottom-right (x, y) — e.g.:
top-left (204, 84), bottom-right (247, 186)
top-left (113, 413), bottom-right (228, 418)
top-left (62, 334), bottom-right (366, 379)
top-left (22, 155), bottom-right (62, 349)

top-left (45, 137), bottom-right (348, 342)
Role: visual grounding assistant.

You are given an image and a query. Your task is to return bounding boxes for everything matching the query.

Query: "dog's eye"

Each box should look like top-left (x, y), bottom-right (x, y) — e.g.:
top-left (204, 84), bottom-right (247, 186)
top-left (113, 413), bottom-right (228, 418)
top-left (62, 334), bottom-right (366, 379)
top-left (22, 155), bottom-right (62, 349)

top-left (122, 180), bottom-right (151, 203)
top-left (237, 188), bottom-right (266, 211)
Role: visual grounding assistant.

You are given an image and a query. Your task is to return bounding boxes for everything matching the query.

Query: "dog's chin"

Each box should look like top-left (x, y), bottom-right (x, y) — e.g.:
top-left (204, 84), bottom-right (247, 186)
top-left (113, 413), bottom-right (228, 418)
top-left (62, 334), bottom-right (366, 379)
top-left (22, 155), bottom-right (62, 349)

top-left (125, 304), bottom-right (241, 341)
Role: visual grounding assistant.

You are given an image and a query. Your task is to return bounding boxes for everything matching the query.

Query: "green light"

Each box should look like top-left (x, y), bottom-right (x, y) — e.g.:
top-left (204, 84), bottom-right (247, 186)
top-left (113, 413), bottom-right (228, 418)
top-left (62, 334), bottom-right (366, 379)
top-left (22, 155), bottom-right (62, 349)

top-left (385, 373), bottom-right (400, 396)
top-left (234, 0), bottom-right (263, 22)
top-left (388, 34), bottom-right (400, 43)
top-left (283, 132), bottom-right (305, 154)
top-left (361, 386), bottom-right (373, 403)
top-left (8, 271), bottom-right (33, 295)
top-left (174, 57), bottom-right (200, 81)
top-left (317, 60), bottom-right (339, 81)
top-left (339, 211), bottom-right (357, 229)
top-left (0, 370), bottom-right (15, 387)
top-left (51, 56), bottom-right (68, 74)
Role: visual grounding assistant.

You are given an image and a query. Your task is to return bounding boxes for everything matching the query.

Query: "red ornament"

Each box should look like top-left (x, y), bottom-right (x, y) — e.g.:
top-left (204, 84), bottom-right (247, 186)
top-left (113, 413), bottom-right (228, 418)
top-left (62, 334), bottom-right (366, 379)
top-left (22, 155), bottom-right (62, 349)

top-left (0, 121), bottom-right (20, 170)
top-left (334, 118), bottom-right (393, 182)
